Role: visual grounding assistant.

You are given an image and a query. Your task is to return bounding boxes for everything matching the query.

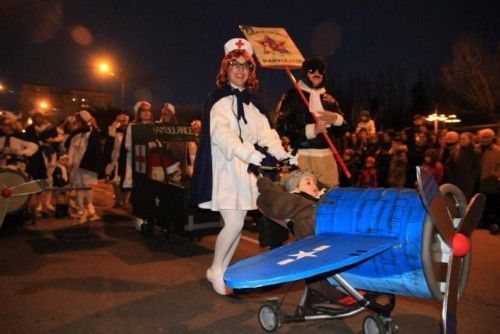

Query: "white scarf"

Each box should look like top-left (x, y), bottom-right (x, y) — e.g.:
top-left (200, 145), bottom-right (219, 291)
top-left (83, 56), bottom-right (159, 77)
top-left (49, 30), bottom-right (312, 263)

top-left (298, 80), bottom-right (325, 114)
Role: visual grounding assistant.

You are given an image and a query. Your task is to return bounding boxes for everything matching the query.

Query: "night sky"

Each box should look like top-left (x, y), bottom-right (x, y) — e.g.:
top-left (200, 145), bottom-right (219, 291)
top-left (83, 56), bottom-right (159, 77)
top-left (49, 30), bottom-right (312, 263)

top-left (0, 0), bottom-right (498, 117)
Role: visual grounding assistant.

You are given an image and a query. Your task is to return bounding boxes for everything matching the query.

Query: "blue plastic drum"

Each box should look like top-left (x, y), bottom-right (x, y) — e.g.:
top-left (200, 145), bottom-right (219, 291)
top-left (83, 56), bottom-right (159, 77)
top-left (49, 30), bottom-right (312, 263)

top-left (316, 186), bottom-right (469, 300)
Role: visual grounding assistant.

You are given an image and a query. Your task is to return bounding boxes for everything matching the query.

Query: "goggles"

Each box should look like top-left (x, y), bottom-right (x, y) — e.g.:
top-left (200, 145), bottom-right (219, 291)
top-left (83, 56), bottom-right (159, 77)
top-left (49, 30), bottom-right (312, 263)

top-left (307, 67), bottom-right (325, 75)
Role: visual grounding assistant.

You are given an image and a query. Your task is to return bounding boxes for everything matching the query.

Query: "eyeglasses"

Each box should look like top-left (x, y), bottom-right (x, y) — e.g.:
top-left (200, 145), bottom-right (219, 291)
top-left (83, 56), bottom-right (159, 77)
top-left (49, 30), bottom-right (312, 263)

top-left (228, 60), bottom-right (253, 71)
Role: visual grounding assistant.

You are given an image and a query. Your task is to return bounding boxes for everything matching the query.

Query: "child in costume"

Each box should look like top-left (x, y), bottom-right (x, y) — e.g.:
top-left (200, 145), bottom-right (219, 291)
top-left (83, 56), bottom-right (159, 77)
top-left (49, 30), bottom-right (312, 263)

top-left (357, 155), bottom-right (378, 188)
top-left (166, 161), bottom-right (183, 187)
top-left (257, 170), bottom-right (359, 306)
top-left (257, 170), bottom-right (325, 240)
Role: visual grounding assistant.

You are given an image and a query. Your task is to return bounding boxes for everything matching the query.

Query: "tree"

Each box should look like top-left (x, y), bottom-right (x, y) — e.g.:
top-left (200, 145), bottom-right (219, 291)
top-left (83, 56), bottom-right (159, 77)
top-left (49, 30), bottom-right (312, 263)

top-left (440, 35), bottom-right (499, 121)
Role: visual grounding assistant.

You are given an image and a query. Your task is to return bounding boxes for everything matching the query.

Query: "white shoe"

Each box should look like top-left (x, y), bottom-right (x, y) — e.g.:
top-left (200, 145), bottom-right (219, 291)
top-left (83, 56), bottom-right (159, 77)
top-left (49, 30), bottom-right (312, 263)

top-left (209, 269), bottom-right (233, 295)
top-left (206, 268), bottom-right (214, 283)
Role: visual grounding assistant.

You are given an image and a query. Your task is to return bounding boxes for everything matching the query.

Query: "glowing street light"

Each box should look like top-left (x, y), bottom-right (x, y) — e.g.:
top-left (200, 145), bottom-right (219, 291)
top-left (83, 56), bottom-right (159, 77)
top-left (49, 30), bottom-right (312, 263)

top-left (39, 101), bottom-right (49, 110)
top-left (96, 59), bottom-right (125, 113)
top-left (99, 63), bottom-right (111, 74)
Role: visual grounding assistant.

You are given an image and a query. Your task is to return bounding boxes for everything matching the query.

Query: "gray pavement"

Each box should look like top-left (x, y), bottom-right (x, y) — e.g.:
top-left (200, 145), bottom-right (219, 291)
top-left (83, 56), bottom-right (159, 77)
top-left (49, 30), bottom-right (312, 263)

top-left (0, 182), bottom-right (499, 333)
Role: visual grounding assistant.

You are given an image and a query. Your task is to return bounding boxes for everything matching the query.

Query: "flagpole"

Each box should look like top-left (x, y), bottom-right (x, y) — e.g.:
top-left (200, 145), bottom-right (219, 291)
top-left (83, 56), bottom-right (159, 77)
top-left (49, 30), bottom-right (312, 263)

top-left (283, 66), bottom-right (351, 180)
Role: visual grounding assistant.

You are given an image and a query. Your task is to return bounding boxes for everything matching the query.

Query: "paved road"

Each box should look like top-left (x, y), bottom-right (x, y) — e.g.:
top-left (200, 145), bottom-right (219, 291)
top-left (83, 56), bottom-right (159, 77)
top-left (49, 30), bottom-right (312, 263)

top-left (0, 182), bottom-right (499, 333)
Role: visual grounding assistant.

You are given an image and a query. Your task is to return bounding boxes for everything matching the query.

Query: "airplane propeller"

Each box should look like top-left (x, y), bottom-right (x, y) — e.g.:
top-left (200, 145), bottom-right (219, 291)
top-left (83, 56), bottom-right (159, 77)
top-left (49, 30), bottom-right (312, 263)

top-left (416, 167), bottom-right (485, 334)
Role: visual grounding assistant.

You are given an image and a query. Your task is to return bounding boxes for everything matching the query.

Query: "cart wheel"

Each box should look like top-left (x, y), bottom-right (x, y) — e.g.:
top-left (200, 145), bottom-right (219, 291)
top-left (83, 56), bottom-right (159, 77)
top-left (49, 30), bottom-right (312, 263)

top-left (259, 303), bottom-right (280, 332)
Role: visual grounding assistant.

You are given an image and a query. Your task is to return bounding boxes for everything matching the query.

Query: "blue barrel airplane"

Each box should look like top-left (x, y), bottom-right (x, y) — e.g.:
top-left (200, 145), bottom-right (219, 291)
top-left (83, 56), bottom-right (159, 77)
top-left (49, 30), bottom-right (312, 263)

top-left (224, 167), bottom-right (485, 334)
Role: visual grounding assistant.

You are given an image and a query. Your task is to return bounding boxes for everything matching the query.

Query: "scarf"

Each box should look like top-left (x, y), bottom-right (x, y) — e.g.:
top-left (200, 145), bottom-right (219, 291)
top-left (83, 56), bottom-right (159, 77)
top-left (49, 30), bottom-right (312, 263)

top-left (298, 80), bottom-right (325, 114)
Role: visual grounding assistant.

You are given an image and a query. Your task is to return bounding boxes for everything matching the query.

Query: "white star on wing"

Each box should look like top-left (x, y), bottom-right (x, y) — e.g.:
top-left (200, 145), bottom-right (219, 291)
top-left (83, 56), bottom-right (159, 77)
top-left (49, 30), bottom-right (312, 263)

top-left (276, 245), bottom-right (331, 266)
top-left (290, 250), bottom-right (317, 259)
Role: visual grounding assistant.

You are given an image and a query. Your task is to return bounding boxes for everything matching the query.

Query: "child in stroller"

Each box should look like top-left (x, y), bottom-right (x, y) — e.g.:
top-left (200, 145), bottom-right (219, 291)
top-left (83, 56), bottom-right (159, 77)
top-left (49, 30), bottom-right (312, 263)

top-left (256, 170), bottom-right (365, 311)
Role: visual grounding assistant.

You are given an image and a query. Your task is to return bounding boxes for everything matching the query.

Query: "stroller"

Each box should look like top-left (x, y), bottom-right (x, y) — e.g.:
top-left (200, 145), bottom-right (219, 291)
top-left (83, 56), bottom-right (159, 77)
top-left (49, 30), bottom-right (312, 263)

top-left (250, 163), bottom-right (396, 332)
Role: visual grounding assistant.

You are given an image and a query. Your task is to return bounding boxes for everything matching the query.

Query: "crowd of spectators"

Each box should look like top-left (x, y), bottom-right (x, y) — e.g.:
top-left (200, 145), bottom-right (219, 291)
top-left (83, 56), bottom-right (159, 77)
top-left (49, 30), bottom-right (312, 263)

top-left (0, 106), bottom-right (498, 233)
top-left (323, 112), bottom-right (499, 232)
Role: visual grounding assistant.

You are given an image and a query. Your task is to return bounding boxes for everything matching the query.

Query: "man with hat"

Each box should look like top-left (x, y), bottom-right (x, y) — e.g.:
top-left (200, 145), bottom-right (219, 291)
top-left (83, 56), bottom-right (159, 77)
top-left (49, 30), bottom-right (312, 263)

top-left (275, 57), bottom-right (346, 188)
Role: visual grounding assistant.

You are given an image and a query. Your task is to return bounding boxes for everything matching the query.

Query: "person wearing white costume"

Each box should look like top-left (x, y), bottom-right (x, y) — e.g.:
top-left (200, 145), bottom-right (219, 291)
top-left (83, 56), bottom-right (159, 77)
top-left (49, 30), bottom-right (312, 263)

top-left (67, 110), bottom-right (102, 223)
top-left (121, 101), bottom-right (153, 230)
top-left (190, 38), bottom-right (297, 295)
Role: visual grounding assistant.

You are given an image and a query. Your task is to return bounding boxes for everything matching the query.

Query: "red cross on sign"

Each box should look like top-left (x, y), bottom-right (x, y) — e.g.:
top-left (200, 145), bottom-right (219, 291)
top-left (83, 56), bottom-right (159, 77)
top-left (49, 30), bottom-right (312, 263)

top-left (134, 145), bottom-right (146, 173)
top-left (235, 39), bottom-right (245, 49)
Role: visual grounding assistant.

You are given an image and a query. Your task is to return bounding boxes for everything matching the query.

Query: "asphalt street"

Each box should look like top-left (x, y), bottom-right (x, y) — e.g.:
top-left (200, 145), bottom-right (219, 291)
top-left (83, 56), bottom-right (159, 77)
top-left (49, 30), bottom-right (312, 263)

top-left (0, 182), bottom-right (499, 334)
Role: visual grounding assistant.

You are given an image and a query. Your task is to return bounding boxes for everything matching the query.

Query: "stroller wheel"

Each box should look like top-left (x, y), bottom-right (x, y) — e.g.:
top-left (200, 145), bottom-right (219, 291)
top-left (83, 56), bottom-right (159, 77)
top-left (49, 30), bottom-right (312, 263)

top-left (363, 315), bottom-right (397, 334)
top-left (363, 315), bottom-right (384, 334)
top-left (259, 302), bottom-right (281, 332)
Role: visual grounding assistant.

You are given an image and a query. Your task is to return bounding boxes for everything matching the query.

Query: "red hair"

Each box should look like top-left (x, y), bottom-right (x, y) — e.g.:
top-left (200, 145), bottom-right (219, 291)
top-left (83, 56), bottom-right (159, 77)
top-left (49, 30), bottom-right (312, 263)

top-left (216, 49), bottom-right (259, 91)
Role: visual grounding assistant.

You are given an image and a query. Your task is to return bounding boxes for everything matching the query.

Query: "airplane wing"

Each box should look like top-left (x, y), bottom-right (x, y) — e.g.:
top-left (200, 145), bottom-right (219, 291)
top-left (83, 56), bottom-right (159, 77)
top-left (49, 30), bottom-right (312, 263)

top-left (225, 233), bottom-right (399, 289)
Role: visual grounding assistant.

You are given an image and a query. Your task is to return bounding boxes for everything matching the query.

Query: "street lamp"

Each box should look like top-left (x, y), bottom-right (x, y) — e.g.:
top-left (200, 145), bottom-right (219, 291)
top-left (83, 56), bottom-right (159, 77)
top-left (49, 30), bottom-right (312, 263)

top-left (97, 60), bottom-right (126, 113)
top-left (426, 110), bottom-right (461, 134)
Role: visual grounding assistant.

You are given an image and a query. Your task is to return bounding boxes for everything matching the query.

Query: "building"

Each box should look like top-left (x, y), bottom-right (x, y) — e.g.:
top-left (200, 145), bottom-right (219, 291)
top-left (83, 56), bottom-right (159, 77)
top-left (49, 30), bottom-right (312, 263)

top-left (18, 84), bottom-right (114, 123)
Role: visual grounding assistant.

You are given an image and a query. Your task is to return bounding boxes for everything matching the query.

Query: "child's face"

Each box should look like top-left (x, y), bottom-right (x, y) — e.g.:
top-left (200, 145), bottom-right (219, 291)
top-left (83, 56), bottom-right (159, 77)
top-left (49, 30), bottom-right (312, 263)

top-left (297, 175), bottom-right (319, 197)
top-left (169, 169), bottom-right (182, 184)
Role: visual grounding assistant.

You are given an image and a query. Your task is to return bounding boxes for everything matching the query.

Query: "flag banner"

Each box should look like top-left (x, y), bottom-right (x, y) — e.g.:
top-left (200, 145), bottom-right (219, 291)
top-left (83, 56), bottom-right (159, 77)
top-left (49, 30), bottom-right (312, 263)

top-left (131, 124), bottom-right (195, 180)
top-left (239, 25), bottom-right (304, 69)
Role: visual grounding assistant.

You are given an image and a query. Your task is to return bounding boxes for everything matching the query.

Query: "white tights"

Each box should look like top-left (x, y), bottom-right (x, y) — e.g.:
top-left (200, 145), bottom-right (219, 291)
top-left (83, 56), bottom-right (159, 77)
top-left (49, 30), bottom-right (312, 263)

top-left (208, 209), bottom-right (246, 294)
top-left (212, 209), bottom-right (246, 272)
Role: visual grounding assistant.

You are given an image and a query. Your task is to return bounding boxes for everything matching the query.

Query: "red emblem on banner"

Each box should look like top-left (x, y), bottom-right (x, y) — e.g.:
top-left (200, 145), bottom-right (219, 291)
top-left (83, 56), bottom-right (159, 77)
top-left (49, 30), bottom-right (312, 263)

top-left (134, 145), bottom-right (146, 173)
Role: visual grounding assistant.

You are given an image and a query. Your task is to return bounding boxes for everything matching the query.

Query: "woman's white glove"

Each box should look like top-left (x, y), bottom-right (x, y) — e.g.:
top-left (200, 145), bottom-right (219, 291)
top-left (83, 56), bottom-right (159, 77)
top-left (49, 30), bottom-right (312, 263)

top-left (248, 150), bottom-right (265, 166)
top-left (286, 153), bottom-right (299, 166)
top-left (272, 150), bottom-right (299, 166)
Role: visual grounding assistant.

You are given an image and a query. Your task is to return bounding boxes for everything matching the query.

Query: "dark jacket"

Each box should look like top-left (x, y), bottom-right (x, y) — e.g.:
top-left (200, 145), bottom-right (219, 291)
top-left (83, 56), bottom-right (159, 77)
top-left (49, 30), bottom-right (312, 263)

top-left (79, 130), bottom-right (104, 177)
top-left (275, 88), bottom-right (347, 151)
top-left (257, 177), bottom-right (319, 240)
